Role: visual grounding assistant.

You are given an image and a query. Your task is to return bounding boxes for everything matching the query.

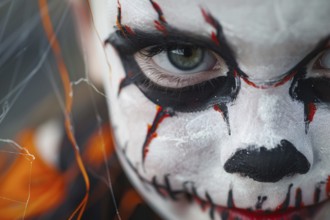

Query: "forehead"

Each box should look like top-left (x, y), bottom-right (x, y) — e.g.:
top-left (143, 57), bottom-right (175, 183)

top-left (103, 0), bottom-right (330, 78)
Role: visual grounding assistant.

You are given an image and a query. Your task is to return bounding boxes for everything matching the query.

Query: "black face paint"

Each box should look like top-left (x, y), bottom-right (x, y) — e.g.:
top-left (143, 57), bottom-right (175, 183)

top-left (295, 188), bottom-right (303, 208)
top-left (224, 140), bottom-right (310, 183)
top-left (106, 29), bottom-right (240, 113)
top-left (255, 196), bottom-right (267, 210)
top-left (289, 36), bottom-right (330, 133)
top-left (277, 184), bottom-right (293, 211)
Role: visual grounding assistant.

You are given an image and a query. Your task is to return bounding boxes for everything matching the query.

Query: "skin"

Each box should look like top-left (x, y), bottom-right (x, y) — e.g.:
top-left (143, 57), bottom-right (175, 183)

top-left (89, 0), bottom-right (330, 219)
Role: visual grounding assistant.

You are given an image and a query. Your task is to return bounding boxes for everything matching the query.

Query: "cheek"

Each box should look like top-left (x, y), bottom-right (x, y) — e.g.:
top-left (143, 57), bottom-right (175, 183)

top-left (144, 110), bottom-right (228, 178)
top-left (103, 45), bottom-right (230, 178)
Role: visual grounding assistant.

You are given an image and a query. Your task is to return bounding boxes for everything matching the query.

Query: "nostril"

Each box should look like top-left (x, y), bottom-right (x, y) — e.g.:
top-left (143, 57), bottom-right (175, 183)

top-left (223, 140), bottom-right (310, 183)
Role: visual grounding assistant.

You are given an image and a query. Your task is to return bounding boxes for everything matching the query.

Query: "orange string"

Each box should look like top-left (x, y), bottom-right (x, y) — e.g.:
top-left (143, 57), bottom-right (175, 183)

top-left (38, 0), bottom-right (90, 219)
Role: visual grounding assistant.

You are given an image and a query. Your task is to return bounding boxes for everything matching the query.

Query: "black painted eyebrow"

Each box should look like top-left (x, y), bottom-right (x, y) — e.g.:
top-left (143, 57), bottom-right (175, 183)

top-left (105, 28), bottom-right (238, 69)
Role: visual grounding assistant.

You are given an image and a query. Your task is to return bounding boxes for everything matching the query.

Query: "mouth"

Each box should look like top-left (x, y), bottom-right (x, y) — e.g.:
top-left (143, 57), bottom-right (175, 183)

top-left (120, 147), bottom-right (329, 220)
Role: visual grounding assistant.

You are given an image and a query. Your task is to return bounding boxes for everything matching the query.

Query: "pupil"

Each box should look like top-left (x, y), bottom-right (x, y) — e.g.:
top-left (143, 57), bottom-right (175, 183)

top-left (183, 47), bottom-right (193, 57)
top-left (167, 46), bottom-right (204, 71)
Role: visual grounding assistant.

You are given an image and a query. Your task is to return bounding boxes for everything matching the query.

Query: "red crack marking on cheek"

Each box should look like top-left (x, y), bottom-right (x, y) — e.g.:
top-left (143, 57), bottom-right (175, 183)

top-left (149, 0), bottom-right (167, 35)
top-left (201, 8), bottom-right (220, 46)
top-left (116, 0), bottom-right (135, 37)
top-left (295, 188), bottom-right (304, 208)
top-left (276, 184), bottom-right (293, 211)
top-left (304, 102), bottom-right (317, 133)
top-left (307, 103), bottom-right (317, 123)
top-left (142, 106), bottom-right (174, 166)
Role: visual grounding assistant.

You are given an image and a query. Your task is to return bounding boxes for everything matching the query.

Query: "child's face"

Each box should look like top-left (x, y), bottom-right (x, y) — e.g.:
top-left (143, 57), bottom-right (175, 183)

top-left (92, 0), bottom-right (330, 219)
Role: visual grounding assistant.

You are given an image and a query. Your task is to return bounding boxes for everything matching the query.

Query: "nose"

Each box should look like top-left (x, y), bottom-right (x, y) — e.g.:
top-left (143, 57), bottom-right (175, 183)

top-left (224, 140), bottom-right (310, 182)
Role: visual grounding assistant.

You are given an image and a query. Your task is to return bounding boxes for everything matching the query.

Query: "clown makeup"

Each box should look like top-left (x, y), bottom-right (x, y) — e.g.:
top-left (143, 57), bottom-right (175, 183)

top-left (91, 0), bottom-right (330, 219)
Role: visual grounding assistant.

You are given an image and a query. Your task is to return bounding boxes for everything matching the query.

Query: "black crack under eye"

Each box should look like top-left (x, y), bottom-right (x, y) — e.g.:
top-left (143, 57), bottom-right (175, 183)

top-left (290, 70), bottom-right (330, 132)
top-left (288, 36), bottom-right (330, 132)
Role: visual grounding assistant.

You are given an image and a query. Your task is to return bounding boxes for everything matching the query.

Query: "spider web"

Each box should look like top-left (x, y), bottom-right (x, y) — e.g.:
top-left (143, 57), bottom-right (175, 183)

top-left (0, 0), bottom-right (120, 219)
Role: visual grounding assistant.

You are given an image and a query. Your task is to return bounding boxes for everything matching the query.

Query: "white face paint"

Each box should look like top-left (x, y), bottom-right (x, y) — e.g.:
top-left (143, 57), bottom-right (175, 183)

top-left (91, 0), bottom-right (330, 219)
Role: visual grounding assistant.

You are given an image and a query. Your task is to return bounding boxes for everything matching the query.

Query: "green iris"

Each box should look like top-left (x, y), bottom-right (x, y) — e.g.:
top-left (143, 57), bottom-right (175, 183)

top-left (167, 46), bottom-right (204, 71)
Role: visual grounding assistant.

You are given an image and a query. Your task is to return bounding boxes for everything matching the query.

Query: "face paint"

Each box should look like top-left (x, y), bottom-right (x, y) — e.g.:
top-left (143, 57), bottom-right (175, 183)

top-left (92, 0), bottom-right (330, 219)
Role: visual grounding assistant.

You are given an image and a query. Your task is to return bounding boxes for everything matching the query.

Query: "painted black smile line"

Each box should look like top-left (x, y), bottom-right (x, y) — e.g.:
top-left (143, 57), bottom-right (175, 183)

top-left (119, 146), bottom-right (326, 220)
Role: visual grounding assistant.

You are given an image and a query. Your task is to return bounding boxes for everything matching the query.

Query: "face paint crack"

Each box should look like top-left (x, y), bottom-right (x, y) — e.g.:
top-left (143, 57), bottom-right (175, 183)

top-left (142, 106), bottom-right (175, 167)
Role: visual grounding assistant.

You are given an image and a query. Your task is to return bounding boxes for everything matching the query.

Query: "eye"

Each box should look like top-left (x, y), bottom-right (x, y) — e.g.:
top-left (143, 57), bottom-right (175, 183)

top-left (167, 46), bottom-right (205, 71)
top-left (311, 48), bottom-right (330, 76)
top-left (108, 30), bottom-right (240, 112)
top-left (135, 44), bottom-right (228, 88)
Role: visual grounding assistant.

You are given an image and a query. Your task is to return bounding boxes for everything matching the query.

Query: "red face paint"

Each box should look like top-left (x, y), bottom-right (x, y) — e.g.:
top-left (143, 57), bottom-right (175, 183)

top-left (154, 20), bottom-right (167, 34)
top-left (304, 102), bottom-right (317, 133)
top-left (327, 176), bottom-right (330, 198)
top-left (241, 71), bottom-right (297, 89)
top-left (201, 8), bottom-right (221, 46)
top-left (149, 0), bottom-right (166, 23)
top-left (149, 0), bottom-right (167, 34)
top-left (142, 106), bottom-right (174, 165)
top-left (115, 0), bottom-right (135, 36)
top-left (307, 103), bottom-right (317, 124)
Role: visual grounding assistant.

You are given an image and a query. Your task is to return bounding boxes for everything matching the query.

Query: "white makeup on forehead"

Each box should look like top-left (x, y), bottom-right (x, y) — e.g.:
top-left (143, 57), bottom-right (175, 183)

top-left (102, 0), bottom-right (330, 80)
